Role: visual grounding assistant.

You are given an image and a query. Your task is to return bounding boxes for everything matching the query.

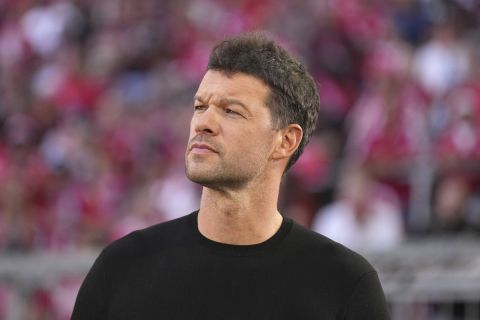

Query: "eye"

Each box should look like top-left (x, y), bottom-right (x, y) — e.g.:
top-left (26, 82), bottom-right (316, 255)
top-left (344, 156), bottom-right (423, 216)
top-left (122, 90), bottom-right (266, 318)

top-left (225, 108), bottom-right (240, 116)
top-left (194, 105), bottom-right (206, 111)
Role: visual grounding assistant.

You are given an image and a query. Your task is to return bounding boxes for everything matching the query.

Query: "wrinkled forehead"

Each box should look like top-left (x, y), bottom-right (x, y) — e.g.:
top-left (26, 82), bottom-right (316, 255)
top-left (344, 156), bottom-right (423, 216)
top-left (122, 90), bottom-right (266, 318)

top-left (195, 70), bottom-right (271, 104)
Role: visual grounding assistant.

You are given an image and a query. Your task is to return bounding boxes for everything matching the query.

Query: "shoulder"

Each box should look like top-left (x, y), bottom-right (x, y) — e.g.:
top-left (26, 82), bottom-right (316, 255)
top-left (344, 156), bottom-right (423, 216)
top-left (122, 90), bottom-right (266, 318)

top-left (287, 220), bottom-right (377, 279)
top-left (101, 212), bottom-right (195, 261)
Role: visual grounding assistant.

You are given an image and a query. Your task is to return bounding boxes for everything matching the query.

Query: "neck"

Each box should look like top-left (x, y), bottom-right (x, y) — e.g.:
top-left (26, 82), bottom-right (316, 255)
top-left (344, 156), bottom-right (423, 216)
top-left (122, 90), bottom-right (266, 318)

top-left (197, 177), bottom-right (283, 245)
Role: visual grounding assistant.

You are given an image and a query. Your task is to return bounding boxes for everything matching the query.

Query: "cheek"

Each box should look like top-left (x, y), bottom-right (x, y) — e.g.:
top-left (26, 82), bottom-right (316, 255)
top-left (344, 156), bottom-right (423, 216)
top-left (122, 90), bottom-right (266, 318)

top-left (188, 119), bottom-right (196, 137)
top-left (235, 129), bottom-right (275, 157)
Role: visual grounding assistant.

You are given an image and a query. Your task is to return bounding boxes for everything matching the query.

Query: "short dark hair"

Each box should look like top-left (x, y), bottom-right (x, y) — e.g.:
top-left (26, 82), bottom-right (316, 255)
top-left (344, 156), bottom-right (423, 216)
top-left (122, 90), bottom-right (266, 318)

top-left (207, 33), bottom-right (320, 171)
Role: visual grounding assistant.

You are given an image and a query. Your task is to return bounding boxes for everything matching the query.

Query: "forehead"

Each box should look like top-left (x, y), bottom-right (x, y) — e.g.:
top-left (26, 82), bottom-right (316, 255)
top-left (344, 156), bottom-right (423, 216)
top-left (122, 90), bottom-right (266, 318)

top-left (195, 70), bottom-right (270, 103)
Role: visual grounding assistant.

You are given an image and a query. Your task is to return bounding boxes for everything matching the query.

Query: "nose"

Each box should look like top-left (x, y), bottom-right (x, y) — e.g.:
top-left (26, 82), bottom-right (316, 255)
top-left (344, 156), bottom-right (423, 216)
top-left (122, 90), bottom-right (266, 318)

top-left (192, 107), bottom-right (220, 135)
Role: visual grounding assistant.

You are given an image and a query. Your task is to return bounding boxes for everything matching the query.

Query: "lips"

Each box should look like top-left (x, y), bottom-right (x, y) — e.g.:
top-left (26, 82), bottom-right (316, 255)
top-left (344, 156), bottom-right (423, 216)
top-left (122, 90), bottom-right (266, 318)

top-left (190, 143), bottom-right (218, 153)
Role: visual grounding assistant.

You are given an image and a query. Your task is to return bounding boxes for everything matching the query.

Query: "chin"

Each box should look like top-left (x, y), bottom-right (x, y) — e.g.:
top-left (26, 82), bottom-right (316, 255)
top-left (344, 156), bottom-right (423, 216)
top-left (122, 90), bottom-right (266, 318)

top-left (185, 160), bottom-right (255, 188)
top-left (185, 166), bottom-right (215, 185)
top-left (187, 172), bottom-right (250, 192)
top-left (186, 174), bottom-right (222, 190)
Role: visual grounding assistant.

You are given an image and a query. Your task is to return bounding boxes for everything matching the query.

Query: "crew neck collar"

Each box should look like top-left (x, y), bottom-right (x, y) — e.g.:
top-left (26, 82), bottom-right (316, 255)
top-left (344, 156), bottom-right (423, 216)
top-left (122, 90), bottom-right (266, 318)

top-left (188, 210), bottom-right (292, 254)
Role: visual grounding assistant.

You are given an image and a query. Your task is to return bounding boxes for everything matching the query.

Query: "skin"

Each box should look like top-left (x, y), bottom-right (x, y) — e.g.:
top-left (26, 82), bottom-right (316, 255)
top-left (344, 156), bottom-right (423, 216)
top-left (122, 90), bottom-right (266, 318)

top-left (185, 70), bottom-right (302, 245)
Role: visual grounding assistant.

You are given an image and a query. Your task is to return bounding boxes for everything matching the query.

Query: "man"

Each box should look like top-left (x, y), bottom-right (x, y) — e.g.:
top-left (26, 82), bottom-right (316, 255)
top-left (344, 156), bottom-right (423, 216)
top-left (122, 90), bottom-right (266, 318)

top-left (72, 33), bottom-right (390, 319)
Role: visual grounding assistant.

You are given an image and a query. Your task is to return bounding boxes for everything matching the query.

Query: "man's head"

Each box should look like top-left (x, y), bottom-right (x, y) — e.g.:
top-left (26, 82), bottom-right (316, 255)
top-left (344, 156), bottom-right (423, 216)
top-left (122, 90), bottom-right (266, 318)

top-left (207, 33), bottom-right (320, 170)
top-left (185, 33), bottom-right (320, 190)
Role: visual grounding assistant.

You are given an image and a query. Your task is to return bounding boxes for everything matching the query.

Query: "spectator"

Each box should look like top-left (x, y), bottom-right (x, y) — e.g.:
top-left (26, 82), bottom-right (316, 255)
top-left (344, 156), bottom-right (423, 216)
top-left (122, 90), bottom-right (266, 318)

top-left (311, 165), bottom-right (404, 253)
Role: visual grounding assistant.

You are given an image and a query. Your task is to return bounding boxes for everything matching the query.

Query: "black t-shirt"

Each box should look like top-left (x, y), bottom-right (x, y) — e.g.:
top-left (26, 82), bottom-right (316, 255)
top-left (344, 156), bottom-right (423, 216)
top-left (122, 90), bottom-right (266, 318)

top-left (72, 211), bottom-right (390, 319)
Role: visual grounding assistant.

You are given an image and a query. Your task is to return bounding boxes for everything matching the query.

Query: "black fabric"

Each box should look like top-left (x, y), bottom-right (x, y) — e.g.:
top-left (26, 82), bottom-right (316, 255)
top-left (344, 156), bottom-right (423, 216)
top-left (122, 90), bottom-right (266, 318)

top-left (72, 211), bottom-right (390, 319)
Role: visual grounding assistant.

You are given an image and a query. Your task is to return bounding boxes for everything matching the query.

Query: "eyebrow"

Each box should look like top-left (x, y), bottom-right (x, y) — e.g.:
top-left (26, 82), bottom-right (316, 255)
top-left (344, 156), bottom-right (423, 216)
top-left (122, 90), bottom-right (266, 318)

top-left (194, 95), bottom-right (251, 115)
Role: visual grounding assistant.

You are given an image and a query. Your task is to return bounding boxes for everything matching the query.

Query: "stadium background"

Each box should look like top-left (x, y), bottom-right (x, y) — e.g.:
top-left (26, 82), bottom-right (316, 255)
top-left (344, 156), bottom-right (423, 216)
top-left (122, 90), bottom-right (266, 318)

top-left (0, 0), bottom-right (480, 319)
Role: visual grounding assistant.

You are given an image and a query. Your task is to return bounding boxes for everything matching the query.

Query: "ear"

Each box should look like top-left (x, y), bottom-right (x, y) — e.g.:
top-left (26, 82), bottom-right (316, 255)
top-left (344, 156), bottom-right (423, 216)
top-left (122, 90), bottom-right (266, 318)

top-left (271, 124), bottom-right (303, 161)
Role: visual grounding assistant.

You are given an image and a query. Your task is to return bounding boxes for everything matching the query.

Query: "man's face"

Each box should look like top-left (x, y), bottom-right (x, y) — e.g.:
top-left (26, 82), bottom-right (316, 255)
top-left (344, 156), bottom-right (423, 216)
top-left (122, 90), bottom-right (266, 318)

top-left (185, 70), bottom-right (278, 190)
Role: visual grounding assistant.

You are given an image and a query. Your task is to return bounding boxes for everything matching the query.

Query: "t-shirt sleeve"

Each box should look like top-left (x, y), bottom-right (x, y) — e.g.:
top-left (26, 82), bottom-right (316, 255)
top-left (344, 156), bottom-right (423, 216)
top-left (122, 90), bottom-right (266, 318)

top-left (71, 252), bottom-right (108, 320)
top-left (343, 271), bottom-right (391, 320)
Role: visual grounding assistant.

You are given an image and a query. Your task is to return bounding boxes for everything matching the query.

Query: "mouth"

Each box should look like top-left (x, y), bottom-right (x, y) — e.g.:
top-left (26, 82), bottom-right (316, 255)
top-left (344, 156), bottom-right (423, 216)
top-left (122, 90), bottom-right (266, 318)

top-left (189, 143), bottom-right (218, 154)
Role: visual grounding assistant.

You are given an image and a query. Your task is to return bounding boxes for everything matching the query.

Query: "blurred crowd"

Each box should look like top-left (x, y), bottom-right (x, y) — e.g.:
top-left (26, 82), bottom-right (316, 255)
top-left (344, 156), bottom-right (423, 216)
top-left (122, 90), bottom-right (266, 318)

top-left (1, 0), bottom-right (480, 252)
top-left (1, 0), bottom-right (480, 318)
